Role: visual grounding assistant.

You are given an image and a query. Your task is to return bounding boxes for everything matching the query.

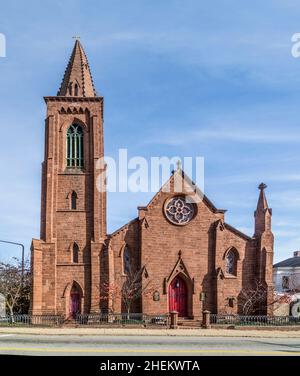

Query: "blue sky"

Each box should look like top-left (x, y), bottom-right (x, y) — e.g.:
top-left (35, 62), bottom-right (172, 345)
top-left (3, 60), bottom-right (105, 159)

top-left (0, 0), bottom-right (300, 262)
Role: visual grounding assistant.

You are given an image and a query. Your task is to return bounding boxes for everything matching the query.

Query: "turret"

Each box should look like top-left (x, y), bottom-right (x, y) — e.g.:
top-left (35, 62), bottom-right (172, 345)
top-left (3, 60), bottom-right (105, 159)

top-left (254, 183), bottom-right (272, 236)
top-left (253, 183), bottom-right (274, 314)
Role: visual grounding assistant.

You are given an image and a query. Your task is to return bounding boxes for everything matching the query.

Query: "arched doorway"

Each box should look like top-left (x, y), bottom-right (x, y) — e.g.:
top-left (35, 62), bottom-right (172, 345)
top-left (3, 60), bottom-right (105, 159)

top-left (168, 275), bottom-right (188, 317)
top-left (69, 284), bottom-right (81, 319)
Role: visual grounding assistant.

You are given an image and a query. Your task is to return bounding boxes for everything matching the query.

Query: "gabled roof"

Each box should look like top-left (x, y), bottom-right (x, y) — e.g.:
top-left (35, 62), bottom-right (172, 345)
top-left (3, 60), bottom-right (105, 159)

top-left (57, 40), bottom-right (97, 97)
top-left (109, 168), bottom-right (255, 242)
top-left (224, 223), bottom-right (253, 241)
top-left (274, 257), bottom-right (300, 268)
top-left (144, 168), bottom-right (226, 214)
top-left (108, 218), bottom-right (139, 238)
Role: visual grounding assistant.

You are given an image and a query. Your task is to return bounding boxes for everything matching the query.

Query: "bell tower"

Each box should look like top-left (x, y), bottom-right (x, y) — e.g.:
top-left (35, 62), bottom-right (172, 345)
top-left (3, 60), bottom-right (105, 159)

top-left (30, 40), bottom-right (106, 316)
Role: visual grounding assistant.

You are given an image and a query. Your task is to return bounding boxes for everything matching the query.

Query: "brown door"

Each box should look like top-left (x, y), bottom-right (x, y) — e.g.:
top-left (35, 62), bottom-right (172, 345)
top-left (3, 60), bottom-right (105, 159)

top-left (168, 276), bottom-right (188, 317)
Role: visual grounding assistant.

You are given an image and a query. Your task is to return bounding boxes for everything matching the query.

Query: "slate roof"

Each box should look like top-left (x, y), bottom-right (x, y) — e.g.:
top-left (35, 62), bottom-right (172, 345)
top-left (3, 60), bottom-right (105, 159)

top-left (273, 257), bottom-right (300, 268)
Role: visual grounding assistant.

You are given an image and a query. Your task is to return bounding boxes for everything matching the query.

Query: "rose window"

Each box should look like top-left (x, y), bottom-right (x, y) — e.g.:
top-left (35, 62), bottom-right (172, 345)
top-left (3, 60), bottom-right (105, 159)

top-left (164, 196), bottom-right (195, 225)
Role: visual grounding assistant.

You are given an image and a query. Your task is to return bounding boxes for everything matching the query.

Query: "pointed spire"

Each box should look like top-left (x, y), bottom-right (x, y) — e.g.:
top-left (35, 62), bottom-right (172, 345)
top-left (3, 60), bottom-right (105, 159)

top-left (256, 182), bottom-right (269, 211)
top-left (254, 182), bottom-right (272, 236)
top-left (57, 40), bottom-right (97, 97)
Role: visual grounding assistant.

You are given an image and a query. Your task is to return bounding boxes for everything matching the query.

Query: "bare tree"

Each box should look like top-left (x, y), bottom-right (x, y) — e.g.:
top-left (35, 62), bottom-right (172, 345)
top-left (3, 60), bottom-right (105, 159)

top-left (100, 267), bottom-right (155, 316)
top-left (238, 279), bottom-right (297, 315)
top-left (238, 280), bottom-right (270, 315)
top-left (98, 280), bottom-right (121, 314)
top-left (0, 258), bottom-right (30, 318)
top-left (120, 268), bottom-right (153, 316)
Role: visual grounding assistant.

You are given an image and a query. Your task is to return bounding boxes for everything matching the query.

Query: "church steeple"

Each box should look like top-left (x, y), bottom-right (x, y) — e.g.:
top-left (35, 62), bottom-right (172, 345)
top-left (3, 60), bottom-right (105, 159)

top-left (57, 40), bottom-right (97, 97)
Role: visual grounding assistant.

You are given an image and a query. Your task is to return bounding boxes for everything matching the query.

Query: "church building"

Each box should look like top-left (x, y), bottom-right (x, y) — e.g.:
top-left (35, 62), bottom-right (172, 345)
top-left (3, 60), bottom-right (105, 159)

top-left (30, 41), bottom-right (274, 318)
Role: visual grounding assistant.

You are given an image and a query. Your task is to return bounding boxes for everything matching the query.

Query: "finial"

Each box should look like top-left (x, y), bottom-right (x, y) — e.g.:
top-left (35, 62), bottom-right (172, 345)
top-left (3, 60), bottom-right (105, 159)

top-left (258, 182), bottom-right (267, 191)
top-left (176, 159), bottom-right (182, 171)
top-left (178, 250), bottom-right (182, 258)
top-left (72, 36), bottom-right (81, 41)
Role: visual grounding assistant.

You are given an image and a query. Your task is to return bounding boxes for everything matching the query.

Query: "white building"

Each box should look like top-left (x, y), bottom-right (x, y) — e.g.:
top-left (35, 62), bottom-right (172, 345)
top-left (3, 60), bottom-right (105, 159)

top-left (273, 251), bottom-right (300, 317)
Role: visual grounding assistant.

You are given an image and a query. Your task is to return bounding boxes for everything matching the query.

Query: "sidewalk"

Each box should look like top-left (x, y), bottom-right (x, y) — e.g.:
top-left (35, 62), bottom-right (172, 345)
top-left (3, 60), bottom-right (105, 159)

top-left (1, 327), bottom-right (300, 338)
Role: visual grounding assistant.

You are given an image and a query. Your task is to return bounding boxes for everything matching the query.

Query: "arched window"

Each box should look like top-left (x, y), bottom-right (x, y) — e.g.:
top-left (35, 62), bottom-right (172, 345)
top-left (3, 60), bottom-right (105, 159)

top-left (225, 249), bottom-right (236, 275)
top-left (74, 83), bottom-right (79, 96)
top-left (71, 191), bottom-right (77, 210)
top-left (123, 246), bottom-right (131, 275)
top-left (73, 242), bottom-right (79, 263)
top-left (66, 124), bottom-right (84, 168)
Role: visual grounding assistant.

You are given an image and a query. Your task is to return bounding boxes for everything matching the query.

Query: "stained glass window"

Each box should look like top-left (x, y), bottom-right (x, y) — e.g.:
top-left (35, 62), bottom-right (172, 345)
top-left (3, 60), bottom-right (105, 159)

top-left (123, 246), bottom-right (131, 275)
top-left (225, 250), bottom-right (235, 275)
top-left (164, 196), bottom-right (195, 225)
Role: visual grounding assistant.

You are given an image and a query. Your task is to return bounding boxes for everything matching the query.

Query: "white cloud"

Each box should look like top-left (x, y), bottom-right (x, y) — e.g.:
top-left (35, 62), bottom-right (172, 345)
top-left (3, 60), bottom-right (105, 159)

top-left (145, 126), bottom-right (300, 146)
top-left (205, 172), bottom-right (300, 186)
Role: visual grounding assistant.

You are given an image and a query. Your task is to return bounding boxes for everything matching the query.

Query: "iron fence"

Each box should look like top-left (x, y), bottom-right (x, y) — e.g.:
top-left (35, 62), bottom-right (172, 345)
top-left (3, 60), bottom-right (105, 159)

top-left (1, 313), bottom-right (299, 328)
top-left (210, 314), bottom-right (300, 326)
top-left (0, 315), bottom-right (64, 327)
top-left (76, 313), bottom-right (170, 327)
top-left (0, 313), bottom-right (169, 327)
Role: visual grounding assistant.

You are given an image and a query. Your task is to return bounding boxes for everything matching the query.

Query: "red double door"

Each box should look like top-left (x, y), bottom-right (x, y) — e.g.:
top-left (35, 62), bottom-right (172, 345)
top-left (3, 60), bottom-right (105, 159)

top-left (168, 276), bottom-right (188, 317)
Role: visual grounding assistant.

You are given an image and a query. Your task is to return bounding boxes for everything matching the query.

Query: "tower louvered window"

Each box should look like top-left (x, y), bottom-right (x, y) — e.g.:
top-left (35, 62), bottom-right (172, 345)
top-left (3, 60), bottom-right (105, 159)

top-left (67, 124), bottom-right (84, 168)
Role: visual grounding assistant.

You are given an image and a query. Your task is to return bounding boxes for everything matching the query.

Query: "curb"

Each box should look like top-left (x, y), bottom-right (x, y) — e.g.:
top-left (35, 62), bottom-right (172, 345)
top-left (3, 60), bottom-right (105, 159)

top-left (1, 327), bottom-right (300, 338)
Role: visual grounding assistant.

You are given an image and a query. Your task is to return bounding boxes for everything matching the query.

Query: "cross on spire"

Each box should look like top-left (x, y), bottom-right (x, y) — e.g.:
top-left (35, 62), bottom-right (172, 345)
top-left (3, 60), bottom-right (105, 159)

top-left (258, 182), bottom-right (267, 191)
top-left (176, 159), bottom-right (182, 171)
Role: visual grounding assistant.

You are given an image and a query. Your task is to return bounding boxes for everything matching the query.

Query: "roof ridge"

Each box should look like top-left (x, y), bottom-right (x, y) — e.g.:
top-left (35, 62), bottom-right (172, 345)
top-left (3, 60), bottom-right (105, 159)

top-left (108, 218), bottom-right (139, 238)
top-left (224, 222), bottom-right (252, 241)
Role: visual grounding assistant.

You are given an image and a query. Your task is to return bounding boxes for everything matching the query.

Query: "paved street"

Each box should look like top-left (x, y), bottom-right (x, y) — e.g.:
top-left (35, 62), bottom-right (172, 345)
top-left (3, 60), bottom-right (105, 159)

top-left (0, 334), bottom-right (299, 356)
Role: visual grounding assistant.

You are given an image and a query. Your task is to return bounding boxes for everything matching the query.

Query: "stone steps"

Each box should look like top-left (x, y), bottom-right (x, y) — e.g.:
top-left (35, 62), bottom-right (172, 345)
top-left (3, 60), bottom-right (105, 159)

top-left (177, 318), bottom-right (201, 328)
